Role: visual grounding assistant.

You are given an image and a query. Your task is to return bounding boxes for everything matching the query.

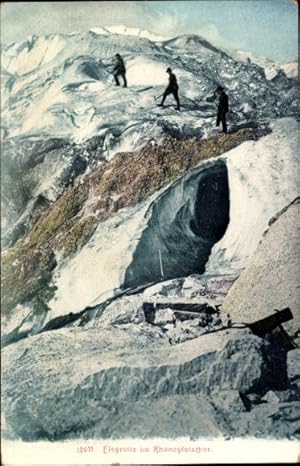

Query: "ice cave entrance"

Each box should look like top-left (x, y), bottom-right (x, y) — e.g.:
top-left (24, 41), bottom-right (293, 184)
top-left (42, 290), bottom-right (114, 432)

top-left (124, 160), bottom-right (230, 288)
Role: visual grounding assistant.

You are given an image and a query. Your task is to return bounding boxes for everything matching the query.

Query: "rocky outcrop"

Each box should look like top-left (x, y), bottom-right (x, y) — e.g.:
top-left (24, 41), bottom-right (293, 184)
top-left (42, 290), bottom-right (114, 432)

top-left (78, 274), bottom-right (235, 340)
top-left (2, 325), bottom-right (289, 441)
top-left (143, 273), bottom-right (238, 302)
top-left (222, 198), bottom-right (300, 336)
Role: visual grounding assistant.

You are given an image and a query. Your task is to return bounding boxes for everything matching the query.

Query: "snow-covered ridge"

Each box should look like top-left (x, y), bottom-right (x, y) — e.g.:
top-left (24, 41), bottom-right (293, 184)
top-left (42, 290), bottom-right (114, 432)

top-left (234, 49), bottom-right (280, 80)
top-left (1, 27), bottom-right (297, 147)
top-left (90, 24), bottom-right (168, 42)
top-left (234, 49), bottom-right (298, 80)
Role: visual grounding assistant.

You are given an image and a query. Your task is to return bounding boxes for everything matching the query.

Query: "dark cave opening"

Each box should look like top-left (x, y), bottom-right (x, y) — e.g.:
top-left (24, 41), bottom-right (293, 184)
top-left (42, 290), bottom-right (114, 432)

top-left (190, 168), bottom-right (230, 243)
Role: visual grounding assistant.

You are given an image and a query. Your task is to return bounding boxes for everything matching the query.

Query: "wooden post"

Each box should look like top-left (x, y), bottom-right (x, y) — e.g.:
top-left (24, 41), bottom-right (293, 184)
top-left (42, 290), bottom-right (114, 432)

top-left (159, 249), bottom-right (164, 278)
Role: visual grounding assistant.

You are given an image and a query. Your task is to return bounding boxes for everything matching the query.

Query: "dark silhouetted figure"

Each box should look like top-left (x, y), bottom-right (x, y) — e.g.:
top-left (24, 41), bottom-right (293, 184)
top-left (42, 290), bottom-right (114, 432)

top-left (159, 67), bottom-right (180, 110)
top-left (113, 53), bottom-right (127, 87)
top-left (216, 85), bottom-right (229, 133)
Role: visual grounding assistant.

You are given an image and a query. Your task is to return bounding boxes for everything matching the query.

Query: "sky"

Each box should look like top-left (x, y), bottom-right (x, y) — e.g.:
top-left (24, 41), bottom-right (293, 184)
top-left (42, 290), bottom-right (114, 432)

top-left (1, 1), bottom-right (298, 62)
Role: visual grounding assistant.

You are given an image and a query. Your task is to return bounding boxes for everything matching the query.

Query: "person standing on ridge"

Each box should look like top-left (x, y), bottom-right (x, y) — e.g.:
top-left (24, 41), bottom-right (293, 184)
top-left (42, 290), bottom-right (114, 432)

top-left (113, 53), bottom-right (127, 87)
top-left (216, 85), bottom-right (229, 133)
top-left (158, 67), bottom-right (180, 111)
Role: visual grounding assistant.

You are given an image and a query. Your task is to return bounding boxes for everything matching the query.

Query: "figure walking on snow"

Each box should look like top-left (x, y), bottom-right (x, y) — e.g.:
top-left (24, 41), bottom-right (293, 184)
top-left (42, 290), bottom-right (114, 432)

top-left (113, 53), bottom-right (127, 87)
top-left (216, 85), bottom-right (229, 133)
top-left (159, 67), bottom-right (180, 111)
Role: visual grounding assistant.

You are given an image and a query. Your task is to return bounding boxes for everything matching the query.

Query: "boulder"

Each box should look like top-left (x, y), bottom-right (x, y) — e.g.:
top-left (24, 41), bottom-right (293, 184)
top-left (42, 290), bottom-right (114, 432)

top-left (211, 390), bottom-right (247, 413)
top-left (2, 327), bottom-right (269, 440)
top-left (167, 319), bottom-right (208, 343)
top-left (262, 389), bottom-right (299, 403)
top-left (92, 294), bottom-right (145, 328)
top-left (262, 390), bottom-right (281, 404)
top-left (223, 401), bottom-right (300, 439)
top-left (222, 199), bottom-right (300, 336)
top-left (153, 308), bottom-right (176, 326)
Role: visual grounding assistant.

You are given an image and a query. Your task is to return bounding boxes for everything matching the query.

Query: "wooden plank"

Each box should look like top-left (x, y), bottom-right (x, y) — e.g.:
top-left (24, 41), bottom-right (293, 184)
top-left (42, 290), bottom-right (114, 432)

top-left (143, 301), bottom-right (216, 323)
top-left (143, 301), bottom-right (216, 313)
top-left (248, 308), bottom-right (293, 337)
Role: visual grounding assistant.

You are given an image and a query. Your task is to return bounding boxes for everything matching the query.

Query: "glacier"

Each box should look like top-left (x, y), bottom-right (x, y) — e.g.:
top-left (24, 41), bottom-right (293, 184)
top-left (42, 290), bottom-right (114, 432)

top-left (1, 28), bottom-right (297, 241)
top-left (1, 29), bottom-right (297, 145)
top-left (47, 118), bottom-right (299, 318)
top-left (1, 26), bottom-right (298, 326)
top-left (205, 118), bottom-right (299, 274)
top-left (1, 26), bottom-right (299, 444)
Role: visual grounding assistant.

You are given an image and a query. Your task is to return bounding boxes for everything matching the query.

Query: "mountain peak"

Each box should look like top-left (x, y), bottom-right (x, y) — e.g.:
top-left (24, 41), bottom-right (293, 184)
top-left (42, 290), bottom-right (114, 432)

top-left (165, 34), bottom-right (220, 53)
